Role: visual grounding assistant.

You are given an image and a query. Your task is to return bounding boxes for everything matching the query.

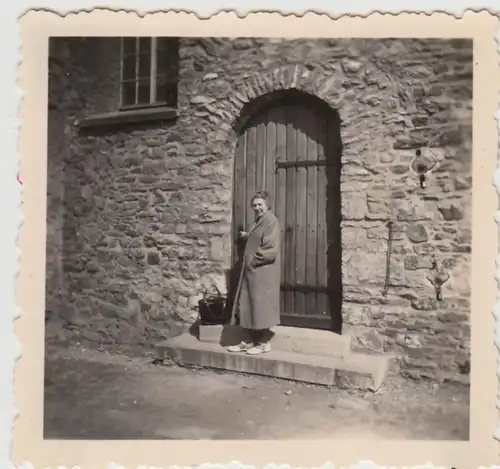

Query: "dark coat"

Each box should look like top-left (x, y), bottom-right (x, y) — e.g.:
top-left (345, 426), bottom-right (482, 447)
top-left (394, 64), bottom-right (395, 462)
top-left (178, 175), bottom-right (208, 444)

top-left (231, 211), bottom-right (282, 330)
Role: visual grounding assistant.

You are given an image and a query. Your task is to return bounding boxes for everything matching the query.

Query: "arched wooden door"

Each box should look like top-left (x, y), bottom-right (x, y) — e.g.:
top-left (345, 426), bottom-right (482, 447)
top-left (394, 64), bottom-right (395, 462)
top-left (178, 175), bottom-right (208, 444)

top-left (232, 93), bottom-right (342, 332)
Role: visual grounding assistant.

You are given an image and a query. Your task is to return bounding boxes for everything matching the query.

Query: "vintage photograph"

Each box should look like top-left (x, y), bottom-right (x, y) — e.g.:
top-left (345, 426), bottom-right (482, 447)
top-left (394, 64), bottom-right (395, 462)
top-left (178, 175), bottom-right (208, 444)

top-left (43, 35), bottom-right (473, 441)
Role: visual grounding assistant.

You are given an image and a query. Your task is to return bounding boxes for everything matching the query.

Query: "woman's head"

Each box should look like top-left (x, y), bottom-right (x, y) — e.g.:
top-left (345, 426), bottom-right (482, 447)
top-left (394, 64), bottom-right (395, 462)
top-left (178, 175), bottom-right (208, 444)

top-left (251, 191), bottom-right (271, 218)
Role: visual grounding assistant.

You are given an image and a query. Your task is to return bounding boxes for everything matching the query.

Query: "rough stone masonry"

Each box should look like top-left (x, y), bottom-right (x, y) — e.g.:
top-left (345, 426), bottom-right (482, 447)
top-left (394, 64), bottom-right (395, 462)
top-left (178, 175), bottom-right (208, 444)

top-left (46, 37), bottom-right (472, 383)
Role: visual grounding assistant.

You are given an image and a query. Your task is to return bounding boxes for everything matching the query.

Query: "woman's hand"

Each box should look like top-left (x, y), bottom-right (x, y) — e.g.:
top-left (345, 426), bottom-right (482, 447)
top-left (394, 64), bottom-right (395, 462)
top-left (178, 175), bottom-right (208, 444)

top-left (239, 230), bottom-right (249, 239)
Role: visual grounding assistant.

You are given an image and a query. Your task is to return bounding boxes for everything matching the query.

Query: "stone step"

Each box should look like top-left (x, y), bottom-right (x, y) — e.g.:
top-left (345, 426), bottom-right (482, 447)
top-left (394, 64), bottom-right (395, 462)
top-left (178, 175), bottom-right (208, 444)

top-left (197, 324), bottom-right (352, 358)
top-left (157, 333), bottom-right (389, 391)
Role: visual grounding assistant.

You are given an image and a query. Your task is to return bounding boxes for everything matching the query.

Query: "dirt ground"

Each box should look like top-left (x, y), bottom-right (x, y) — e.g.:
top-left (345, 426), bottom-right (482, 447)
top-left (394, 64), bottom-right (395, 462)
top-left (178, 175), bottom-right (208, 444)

top-left (43, 342), bottom-right (470, 440)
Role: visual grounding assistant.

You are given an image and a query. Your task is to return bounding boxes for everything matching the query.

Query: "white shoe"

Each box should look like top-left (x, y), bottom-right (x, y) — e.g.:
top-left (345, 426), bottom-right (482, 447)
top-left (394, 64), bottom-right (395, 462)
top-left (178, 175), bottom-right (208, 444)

top-left (227, 341), bottom-right (253, 353)
top-left (246, 342), bottom-right (271, 355)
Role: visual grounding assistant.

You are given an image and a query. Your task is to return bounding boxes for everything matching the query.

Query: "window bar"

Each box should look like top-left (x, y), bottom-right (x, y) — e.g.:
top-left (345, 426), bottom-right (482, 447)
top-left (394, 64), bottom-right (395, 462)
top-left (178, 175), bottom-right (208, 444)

top-left (150, 37), bottom-right (158, 104)
top-left (135, 37), bottom-right (140, 105)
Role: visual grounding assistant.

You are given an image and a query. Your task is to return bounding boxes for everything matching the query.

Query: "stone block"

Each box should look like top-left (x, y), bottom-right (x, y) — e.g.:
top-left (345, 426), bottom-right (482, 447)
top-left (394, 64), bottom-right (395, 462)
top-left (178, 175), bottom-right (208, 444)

top-left (198, 324), bottom-right (240, 343)
top-left (157, 333), bottom-right (389, 391)
top-left (404, 255), bottom-right (434, 270)
top-left (341, 194), bottom-right (366, 221)
top-left (438, 203), bottom-right (464, 221)
top-left (405, 224), bottom-right (429, 243)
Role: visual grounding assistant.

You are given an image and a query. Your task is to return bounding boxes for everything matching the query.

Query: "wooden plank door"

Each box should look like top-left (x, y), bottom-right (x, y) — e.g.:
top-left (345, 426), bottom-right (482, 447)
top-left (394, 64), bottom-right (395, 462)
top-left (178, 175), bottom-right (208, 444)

top-left (232, 96), bottom-right (341, 332)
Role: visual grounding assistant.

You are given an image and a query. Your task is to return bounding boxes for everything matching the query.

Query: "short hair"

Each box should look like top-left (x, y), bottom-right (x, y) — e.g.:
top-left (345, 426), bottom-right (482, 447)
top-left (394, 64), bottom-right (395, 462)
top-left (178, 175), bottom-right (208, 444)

top-left (251, 191), bottom-right (271, 209)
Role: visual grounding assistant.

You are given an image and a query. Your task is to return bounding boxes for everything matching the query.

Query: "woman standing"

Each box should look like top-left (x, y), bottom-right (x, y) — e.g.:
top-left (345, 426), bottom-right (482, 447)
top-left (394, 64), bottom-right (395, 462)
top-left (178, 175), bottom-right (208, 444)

top-left (228, 191), bottom-right (282, 355)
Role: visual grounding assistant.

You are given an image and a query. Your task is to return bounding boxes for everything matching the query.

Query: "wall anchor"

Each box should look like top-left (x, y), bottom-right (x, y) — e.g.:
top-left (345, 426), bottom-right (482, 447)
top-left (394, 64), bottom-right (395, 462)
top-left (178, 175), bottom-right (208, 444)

top-left (409, 148), bottom-right (440, 189)
top-left (426, 259), bottom-right (450, 301)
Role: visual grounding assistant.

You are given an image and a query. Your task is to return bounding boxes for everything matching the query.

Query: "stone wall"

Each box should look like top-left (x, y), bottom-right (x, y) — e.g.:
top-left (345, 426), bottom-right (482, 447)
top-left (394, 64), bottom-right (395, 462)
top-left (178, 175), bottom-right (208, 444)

top-left (46, 37), bottom-right (472, 382)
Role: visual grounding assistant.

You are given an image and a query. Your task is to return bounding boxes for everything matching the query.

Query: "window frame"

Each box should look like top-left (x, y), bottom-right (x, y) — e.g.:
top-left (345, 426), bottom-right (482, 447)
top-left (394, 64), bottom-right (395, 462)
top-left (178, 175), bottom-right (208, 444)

top-left (119, 37), bottom-right (173, 111)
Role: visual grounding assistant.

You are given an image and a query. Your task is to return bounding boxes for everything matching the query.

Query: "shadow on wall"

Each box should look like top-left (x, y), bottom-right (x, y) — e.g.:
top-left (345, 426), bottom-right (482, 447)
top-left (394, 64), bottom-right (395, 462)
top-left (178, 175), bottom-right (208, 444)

top-left (326, 112), bottom-right (343, 333)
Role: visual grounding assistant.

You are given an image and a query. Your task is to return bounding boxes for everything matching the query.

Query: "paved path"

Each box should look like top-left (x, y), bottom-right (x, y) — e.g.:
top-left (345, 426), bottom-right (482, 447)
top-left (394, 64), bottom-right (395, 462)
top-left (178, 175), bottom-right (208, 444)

top-left (44, 344), bottom-right (469, 440)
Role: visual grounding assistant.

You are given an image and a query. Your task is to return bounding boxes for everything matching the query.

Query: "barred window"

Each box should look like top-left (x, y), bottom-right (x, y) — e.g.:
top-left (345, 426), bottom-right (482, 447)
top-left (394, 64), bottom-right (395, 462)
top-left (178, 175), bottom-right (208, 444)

top-left (120, 37), bottom-right (179, 109)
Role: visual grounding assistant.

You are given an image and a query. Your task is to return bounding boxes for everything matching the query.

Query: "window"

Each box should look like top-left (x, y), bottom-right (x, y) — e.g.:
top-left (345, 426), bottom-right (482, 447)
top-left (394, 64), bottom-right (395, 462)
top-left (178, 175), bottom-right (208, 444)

top-left (120, 37), bottom-right (179, 109)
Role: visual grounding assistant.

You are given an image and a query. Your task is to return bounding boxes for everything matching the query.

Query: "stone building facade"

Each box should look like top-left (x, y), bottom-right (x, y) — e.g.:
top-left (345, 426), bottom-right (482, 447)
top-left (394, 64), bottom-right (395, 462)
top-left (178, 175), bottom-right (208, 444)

top-left (46, 37), bottom-right (472, 383)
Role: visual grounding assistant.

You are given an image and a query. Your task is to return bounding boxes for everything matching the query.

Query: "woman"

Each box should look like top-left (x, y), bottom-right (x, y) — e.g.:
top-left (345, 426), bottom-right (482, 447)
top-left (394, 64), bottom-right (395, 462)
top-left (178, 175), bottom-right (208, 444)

top-left (228, 191), bottom-right (282, 355)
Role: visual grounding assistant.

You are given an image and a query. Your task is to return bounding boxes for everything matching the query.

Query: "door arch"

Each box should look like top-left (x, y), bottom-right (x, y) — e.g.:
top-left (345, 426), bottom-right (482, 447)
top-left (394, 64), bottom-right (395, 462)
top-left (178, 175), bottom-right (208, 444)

top-left (232, 90), bottom-right (342, 333)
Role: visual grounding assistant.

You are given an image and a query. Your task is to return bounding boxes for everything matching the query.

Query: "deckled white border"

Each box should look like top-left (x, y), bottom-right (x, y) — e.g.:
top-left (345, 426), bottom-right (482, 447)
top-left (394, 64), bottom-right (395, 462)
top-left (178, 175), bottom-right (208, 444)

top-left (493, 15), bottom-right (500, 450)
top-left (4, 3), bottom-right (500, 469)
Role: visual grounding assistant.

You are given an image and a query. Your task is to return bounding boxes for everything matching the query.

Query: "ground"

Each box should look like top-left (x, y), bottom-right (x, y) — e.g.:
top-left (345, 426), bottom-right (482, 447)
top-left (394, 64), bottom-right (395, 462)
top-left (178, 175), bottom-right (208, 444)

top-left (43, 341), bottom-right (470, 440)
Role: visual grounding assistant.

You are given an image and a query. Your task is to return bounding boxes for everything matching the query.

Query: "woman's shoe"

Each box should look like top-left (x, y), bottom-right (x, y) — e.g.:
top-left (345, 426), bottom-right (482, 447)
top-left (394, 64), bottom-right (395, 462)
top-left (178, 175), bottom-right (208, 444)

top-left (246, 342), bottom-right (271, 355)
top-left (227, 341), bottom-right (253, 352)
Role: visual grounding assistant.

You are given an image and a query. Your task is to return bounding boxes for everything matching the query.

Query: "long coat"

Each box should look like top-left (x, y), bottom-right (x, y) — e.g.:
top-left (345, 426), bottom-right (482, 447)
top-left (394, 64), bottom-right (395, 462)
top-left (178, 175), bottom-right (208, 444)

top-left (231, 211), bottom-right (282, 330)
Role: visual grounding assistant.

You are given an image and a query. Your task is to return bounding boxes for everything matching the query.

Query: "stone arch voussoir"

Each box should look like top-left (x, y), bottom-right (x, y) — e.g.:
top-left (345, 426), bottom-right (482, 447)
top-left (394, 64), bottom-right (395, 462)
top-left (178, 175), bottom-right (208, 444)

top-left (214, 60), bottom-right (397, 146)
top-left (222, 65), bottom-right (341, 135)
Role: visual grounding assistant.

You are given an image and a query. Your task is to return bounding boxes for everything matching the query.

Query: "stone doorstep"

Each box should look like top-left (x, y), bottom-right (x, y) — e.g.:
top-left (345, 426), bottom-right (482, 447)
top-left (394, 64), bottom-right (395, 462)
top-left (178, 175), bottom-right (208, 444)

top-left (198, 324), bottom-right (352, 358)
top-left (157, 333), bottom-right (389, 392)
